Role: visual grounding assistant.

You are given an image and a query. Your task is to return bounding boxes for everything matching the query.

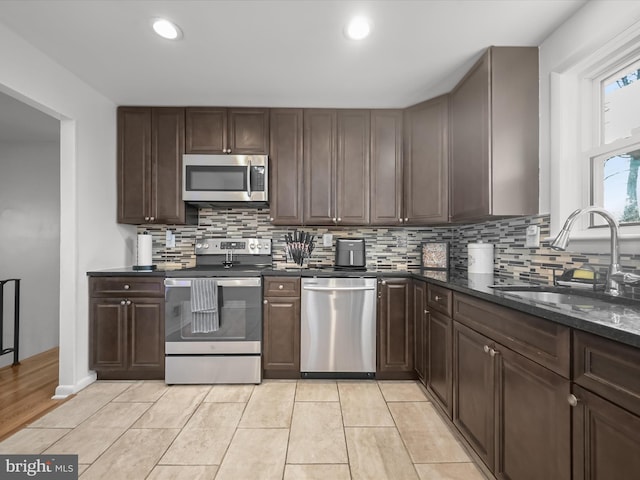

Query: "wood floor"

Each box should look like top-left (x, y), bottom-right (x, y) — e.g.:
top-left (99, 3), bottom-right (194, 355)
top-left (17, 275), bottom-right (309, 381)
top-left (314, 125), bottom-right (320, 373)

top-left (0, 348), bottom-right (65, 441)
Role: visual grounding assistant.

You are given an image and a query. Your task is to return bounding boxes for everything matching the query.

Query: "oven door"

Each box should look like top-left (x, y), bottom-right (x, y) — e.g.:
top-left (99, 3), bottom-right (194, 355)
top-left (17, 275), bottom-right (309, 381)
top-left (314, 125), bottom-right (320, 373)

top-left (182, 154), bottom-right (267, 202)
top-left (164, 277), bottom-right (262, 354)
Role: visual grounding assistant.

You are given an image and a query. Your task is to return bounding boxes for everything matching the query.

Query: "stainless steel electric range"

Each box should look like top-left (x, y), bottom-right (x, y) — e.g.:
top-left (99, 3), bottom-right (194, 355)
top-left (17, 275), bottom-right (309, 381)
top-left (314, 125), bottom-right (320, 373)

top-left (164, 237), bottom-right (272, 384)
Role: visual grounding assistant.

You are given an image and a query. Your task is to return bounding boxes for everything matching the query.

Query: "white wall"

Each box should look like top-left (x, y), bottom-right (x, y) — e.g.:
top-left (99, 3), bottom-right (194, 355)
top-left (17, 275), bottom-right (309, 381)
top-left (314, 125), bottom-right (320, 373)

top-left (0, 23), bottom-right (136, 396)
top-left (0, 142), bottom-right (60, 368)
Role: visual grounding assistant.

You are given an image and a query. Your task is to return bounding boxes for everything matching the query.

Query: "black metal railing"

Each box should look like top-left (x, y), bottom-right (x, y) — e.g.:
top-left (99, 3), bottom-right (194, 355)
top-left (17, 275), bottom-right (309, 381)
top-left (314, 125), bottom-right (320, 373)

top-left (0, 278), bottom-right (20, 365)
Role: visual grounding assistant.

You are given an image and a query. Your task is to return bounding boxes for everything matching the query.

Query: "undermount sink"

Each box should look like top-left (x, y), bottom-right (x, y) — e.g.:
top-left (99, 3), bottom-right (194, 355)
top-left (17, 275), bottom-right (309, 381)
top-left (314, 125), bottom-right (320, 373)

top-left (488, 284), bottom-right (639, 307)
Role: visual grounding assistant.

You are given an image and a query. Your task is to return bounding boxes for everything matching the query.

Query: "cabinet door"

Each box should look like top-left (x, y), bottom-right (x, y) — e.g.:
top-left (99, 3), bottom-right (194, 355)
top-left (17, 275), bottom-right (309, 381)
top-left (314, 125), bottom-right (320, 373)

top-left (89, 298), bottom-right (127, 370)
top-left (151, 107), bottom-right (186, 224)
top-left (572, 385), bottom-right (640, 480)
top-left (377, 278), bottom-right (414, 377)
top-left (228, 108), bottom-right (269, 154)
top-left (263, 297), bottom-right (301, 376)
top-left (117, 107), bottom-right (151, 224)
top-left (303, 109), bottom-right (336, 225)
top-left (453, 321), bottom-right (495, 470)
top-left (370, 110), bottom-right (403, 225)
top-left (428, 310), bottom-right (453, 419)
top-left (269, 109), bottom-right (303, 225)
top-left (450, 53), bottom-right (490, 220)
top-left (495, 344), bottom-right (570, 480)
top-left (128, 297), bottom-right (164, 376)
top-left (336, 110), bottom-right (370, 225)
top-left (413, 280), bottom-right (427, 383)
top-left (185, 107), bottom-right (227, 153)
top-left (403, 95), bottom-right (449, 224)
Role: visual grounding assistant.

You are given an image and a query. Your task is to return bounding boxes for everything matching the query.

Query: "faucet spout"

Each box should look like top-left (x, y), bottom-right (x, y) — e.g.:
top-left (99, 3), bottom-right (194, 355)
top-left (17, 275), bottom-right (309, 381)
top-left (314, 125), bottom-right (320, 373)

top-left (551, 207), bottom-right (622, 296)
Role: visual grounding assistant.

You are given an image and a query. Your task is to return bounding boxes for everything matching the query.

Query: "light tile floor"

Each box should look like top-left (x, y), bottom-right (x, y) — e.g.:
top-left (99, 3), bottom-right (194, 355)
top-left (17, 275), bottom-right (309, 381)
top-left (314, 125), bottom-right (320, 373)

top-left (0, 380), bottom-right (487, 480)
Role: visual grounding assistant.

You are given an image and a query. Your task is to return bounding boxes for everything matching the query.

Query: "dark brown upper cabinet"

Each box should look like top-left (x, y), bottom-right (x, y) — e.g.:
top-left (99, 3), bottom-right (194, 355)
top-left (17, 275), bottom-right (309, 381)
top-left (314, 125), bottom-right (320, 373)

top-left (370, 110), bottom-right (404, 226)
top-left (450, 46), bottom-right (539, 222)
top-left (185, 107), bottom-right (269, 154)
top-left (117, 107), bottom-right (195, 225)
top-left (269, 109), bottom-right (304, 225)
top-left (303, 109), bottom-right (370, 225)
top-left (403, 95), bottom-right (449, 224)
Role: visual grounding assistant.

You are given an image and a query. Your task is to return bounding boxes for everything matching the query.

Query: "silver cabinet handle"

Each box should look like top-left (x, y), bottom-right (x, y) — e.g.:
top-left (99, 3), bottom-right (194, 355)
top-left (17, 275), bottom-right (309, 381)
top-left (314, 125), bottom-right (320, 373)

top-left (120, 300), bottom-right (126, 305)
top-left (278, 285), bottom-right (284, 289)
top-left (150, 216), bottom-right (155, 221)
top-left (246, 159), bottom-right (252, 198)
top-left (404, 218), bottom-right (408, 221)
top-left (399, 218), bottom-right (403, 223)
top-left (489, 348), bottom-right (498, 357)
top-left (424, 309), bottom-right (429, 314)
top-left (381, 280), bottom-right (387, 285)
top-left (144, 216), bottom-right (150, 221)
top-left (483, 345), bottom-right (490, 353)
top-left (123, 284), bottom-right (130, 290)
top-left (270, 217), bottom-right (274, 221)
top-left (263, 299), bottom-right (268, 304)
top-left (434, 295), bottom-right (442, 301)
top-left (332, 217), bottom-right (337, 222)
top-left (568, 394), bottom-right (579, 407)
top-left (126, 300), bottom-right (131, 305)
top-left (337, 217), bottom-right (342, 222)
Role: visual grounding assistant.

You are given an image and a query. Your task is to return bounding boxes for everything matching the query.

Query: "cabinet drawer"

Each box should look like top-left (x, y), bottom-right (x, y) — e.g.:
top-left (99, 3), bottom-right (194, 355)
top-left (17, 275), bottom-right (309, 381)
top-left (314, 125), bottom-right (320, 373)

top-left (452, 292), bottom-right (570, 378)
top-left (573, 330), bottom-right (640, 417)
top-left (427, 284), bottom-right (452, 316)
top-left (89, 276), bottom-right (165, 297)
top-left (264, 277), bottom-right (300, 297)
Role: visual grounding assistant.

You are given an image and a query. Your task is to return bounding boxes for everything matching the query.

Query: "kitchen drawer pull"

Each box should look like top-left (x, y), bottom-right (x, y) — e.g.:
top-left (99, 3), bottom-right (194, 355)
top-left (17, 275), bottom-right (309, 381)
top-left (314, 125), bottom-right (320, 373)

top-left (278, 285), bottom-right (284, 290)
top-left (483, 345), bottom-right (490, 353)
top-left (263, 299), bottom-right (268, 304)
top-left (381, 280), bottom-right (387, 285)
top-left (567, 394), bottom-right (579, 407)
top-left (434, 295), bottom-right (442, 301)
top-left (123, 284), bottom-right (130, 290)
top-left (489, 348), bottom-right (498, 357)
top-left (126, 300), bottom-right (132, 305)
top-left (120, 300), bottom-right (126, 305)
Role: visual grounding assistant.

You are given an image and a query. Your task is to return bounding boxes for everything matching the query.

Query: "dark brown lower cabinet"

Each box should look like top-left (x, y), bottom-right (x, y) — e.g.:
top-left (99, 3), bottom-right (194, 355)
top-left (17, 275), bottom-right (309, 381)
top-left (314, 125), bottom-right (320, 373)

top-left (453, 320), bottom-right (570, 479)
top-left (89, 296), bottom-right (164, 380)
top-left (413, 280), bottom-right (427, 383)
top-left (427, 309), bottom-right (452, 419)
top-left (377, 278), bottom-right (414, 379)
top-left (262, 277), bottom-right (301, 379)
top-left (572, 385), bottom-right (640, 480)
top-left (453, 321), bottom-right (496, 470)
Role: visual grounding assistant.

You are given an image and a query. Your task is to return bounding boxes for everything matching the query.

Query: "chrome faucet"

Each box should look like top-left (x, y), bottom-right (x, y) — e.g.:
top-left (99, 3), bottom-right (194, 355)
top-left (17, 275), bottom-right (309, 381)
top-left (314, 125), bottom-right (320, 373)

top-left (550, 206), bottom-right (640, 296)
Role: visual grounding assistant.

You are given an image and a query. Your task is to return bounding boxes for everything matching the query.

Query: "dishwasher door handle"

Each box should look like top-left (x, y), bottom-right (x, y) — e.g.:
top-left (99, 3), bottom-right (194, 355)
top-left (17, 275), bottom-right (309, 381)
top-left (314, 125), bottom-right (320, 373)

top-left (303, 286), bottom-right (376, 292)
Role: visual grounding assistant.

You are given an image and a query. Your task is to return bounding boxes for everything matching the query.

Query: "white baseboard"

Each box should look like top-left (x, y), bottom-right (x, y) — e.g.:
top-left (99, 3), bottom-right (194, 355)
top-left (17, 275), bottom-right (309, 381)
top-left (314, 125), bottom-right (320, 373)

top-left (52, 371), bottom-right (97, 399)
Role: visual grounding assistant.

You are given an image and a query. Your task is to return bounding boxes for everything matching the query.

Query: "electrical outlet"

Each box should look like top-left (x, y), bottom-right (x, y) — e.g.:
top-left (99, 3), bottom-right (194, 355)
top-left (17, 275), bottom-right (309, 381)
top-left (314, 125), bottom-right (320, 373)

top-left (525, 225), bottom-right (540, 248)
top-left (323, 233), bottom-right (333, 247)
top-left (166, 229), bottom-right (176, 248)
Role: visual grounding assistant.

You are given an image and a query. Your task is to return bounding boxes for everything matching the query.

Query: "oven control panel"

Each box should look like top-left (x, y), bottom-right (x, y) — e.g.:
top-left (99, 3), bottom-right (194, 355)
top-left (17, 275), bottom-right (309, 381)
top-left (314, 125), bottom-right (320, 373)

top-left (195, 238), bottom-right (272, 255)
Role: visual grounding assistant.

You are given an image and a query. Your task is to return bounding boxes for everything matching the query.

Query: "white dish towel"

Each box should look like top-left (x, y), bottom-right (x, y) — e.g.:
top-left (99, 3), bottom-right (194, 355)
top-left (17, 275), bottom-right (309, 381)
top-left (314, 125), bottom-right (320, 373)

top-left (190, 279), bottom-right (219, 333)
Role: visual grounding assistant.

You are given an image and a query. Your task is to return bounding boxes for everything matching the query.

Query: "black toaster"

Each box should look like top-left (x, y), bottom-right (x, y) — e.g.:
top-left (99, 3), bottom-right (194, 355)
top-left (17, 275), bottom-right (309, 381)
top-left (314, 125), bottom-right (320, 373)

top-left (334, 238), bottom-right (366, 269)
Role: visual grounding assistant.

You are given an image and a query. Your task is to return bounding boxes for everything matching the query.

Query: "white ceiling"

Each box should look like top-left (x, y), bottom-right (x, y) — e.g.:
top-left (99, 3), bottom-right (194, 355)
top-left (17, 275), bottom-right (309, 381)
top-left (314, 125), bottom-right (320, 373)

top-left (0, 0), bottom-right (587, 109)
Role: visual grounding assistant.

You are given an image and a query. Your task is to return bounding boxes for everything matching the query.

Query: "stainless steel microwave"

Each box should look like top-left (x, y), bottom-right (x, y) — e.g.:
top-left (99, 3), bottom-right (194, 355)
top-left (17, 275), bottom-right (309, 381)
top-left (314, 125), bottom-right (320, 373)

top-left (182, 154), bottom-right (268, 205)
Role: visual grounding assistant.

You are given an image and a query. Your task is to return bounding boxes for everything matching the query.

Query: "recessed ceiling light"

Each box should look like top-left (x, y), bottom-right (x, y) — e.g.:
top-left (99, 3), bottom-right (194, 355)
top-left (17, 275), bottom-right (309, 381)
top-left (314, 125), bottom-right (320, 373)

top-left (152, 18), bottom-right (182, 40)
top-left (345, 17), bottom-right (371, 40)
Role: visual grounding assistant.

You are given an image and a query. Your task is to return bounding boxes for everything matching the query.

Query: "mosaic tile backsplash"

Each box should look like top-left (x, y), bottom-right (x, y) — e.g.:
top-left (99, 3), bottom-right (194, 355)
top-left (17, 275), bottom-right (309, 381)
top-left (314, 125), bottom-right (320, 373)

top-left (140, 209), bottom-right (640, 289)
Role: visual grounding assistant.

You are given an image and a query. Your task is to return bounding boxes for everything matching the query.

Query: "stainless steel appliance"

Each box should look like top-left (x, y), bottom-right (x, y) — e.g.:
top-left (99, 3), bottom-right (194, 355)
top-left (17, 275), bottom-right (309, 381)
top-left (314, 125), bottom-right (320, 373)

top-left (182, 154), bottom-right (268, 205)
top-left (335, 238), bottom-right (366, 269)
top-left (164, 237), bottom-right (272, 384)
top-left (300, 277), bottom-right (377, 378)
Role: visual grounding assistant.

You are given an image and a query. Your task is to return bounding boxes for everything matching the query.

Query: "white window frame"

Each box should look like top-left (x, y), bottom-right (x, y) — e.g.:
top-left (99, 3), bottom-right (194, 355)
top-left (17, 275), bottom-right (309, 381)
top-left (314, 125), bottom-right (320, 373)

top-left (548, 19), bottom-right (640, 254)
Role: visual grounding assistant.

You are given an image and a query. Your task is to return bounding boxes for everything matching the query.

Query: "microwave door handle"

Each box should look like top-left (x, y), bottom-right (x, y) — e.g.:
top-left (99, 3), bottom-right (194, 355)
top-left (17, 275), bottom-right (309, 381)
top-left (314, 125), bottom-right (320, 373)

top-left (246, 159), bottom-right (252, 198)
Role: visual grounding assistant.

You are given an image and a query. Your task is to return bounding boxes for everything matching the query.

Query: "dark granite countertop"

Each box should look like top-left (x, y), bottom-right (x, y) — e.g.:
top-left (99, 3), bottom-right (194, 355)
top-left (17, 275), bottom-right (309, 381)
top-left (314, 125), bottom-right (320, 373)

top-left (88, 265), bottom-right (640, 349)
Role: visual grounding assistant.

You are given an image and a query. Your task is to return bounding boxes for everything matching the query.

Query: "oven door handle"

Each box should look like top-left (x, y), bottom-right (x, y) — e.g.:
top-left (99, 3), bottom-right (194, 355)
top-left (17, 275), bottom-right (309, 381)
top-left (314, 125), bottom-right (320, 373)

top-left (164, 278), bottom-right (261, 288)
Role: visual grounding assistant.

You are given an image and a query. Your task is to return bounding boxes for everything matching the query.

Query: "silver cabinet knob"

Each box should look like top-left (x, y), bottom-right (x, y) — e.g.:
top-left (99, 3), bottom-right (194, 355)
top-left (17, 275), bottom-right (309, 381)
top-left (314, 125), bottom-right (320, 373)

top-left (489, 348), bottom-right (498, 357)
top-left (278, 285), bottom-right (284, 289)
top-left (270, 217), bottom-right (274, 221)
top-left (126, 300), bottom-right (132, 306)
top-left (337, 217), bottom-right (342, 222)
top-left (568, 394), bottom-right (579, 407)
top-left (144, 216), bottom-right (150, 221)
top-left (483, 345), bottom-right (490, 354)
top-left (381, 280), bottom-right (387, 285)
top-left (399, 218), bottom-right (403, 223)
top-left (434, 295), bottom-right (442, 301)
top-left (263, 299), bottom-right (268, 304)
top-left (332, 217), bottom-right (337, 222)
top-left (424, 309), bottom-right (428, 314)
top-left (150, 216), bottom-right (155, 221)
top-left (120, 300), bottom-right (126, 305)
top-left (123, 284), bottom-right (130, 290)
top-left (404, 218), bottom-right (408, 222)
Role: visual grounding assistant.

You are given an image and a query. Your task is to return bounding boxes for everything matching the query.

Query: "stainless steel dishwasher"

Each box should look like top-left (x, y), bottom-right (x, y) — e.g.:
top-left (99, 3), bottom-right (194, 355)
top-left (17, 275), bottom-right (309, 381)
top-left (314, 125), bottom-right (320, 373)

top-left (300, 277), bottom-right (377, 378)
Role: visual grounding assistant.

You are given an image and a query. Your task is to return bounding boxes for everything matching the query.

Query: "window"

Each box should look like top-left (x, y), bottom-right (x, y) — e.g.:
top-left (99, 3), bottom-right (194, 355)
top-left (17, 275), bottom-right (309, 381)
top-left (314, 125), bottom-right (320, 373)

top-left (590, 58), bottom-right (640, 226)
